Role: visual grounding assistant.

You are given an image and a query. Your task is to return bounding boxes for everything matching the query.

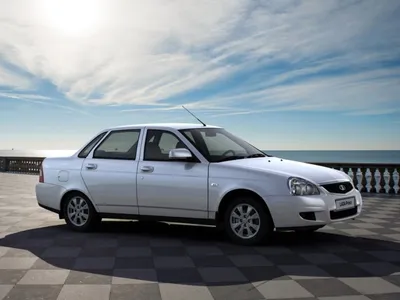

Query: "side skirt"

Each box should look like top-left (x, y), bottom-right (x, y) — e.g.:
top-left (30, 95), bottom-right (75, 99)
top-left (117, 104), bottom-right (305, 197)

top-left (98, 212), bottom-right (217, 226)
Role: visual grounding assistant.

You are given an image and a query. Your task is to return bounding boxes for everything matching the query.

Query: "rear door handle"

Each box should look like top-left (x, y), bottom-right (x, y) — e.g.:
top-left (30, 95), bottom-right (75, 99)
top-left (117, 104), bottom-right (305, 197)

top-left (140, 166), bottom-right (154, 172)
top-left (86, 163), bottom-right (97, 170)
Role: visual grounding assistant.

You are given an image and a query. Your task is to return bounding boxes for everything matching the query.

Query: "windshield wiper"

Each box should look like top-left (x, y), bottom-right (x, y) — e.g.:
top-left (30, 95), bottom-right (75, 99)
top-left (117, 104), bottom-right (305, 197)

top-left (245, 154), bottom-right (266, 158)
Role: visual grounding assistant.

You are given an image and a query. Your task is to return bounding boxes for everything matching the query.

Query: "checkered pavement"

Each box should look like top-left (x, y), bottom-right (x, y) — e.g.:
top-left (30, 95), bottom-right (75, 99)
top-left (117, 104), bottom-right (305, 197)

top-left (1, 173), bottom-right (400, 300)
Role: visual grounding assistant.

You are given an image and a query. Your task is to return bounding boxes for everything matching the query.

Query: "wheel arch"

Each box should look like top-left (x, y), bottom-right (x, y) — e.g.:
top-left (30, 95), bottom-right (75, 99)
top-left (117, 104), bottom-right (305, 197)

top-left (215, 188), bottom-right (275, 228)
top-left (59, 189), bottom-right (97, 219)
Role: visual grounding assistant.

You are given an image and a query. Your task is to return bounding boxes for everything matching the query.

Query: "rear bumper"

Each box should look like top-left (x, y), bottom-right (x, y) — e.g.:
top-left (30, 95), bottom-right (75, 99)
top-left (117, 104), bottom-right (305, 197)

top-left (35, 183), bottom-right (65, 213)
top-left (265, 189), bottom-right (363, 229)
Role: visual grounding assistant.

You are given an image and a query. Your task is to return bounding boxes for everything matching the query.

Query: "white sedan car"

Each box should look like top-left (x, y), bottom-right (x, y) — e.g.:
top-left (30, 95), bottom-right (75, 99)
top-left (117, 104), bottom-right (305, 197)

top-left (36, 123), bottom-right (363, 245)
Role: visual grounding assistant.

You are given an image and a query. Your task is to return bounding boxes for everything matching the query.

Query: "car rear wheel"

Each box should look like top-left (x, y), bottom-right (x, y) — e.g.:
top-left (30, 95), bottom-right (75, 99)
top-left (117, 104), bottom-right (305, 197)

top-left (63, 193), bottom-right (100, 232)
top-left (223, 196), bottom-right (273, 246)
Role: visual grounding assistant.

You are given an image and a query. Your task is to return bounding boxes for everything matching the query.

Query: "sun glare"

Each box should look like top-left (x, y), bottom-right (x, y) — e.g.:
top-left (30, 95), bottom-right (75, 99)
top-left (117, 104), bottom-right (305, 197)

top-left (40, 0), bottom-right (101, 36)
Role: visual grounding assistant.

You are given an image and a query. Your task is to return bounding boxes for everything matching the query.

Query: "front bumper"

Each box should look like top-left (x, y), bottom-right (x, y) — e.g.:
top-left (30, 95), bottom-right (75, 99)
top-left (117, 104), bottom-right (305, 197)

top-left (265, 188), bottom-right (363, 229)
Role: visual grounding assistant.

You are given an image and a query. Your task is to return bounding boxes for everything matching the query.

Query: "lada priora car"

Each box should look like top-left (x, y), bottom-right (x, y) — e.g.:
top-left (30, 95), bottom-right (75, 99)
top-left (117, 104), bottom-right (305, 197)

top-left (36, 123), bottom-right (362, 245)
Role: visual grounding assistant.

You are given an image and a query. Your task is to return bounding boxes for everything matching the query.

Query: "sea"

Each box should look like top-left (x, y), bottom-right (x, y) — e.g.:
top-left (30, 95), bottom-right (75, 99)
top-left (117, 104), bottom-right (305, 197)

top-left (0, 150), bottom-right (399, 164)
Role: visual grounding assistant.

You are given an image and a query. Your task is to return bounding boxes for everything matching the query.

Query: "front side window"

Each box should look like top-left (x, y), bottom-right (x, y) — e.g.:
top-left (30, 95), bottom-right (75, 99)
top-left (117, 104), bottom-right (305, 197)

top-left (180, 128), bottom-right (268, 162)
top-left (144, 129), bottom-right (190, 161)
top-left (93, 130), bottom-right (140, 160)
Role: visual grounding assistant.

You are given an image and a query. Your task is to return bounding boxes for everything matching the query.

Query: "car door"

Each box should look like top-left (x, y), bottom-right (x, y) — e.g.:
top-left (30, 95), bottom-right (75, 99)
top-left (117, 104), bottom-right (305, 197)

top-left (81, 129), bottom-right (142, 215)
top-left (137, 128), bottom-right (209, 219)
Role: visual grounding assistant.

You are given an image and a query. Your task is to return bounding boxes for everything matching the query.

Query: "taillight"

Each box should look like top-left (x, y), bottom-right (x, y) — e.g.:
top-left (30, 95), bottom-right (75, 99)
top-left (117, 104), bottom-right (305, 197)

top-left (39, 164), bottom-right (44, 183)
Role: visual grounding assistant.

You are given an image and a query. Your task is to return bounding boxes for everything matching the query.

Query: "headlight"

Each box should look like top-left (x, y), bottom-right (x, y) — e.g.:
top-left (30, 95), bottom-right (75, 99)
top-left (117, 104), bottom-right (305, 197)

top-left (288, 177), bottom-right (320, 196)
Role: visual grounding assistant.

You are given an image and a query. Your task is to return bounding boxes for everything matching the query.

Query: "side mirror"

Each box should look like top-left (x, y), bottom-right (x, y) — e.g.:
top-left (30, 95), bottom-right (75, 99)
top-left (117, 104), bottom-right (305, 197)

top-left (169, 148), bottom-right (192, 160)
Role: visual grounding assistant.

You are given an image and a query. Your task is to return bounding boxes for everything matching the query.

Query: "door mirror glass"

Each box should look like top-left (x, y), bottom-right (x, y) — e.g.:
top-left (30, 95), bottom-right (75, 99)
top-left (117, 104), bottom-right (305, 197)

top-left (169, 148), bottom-right (192, 160)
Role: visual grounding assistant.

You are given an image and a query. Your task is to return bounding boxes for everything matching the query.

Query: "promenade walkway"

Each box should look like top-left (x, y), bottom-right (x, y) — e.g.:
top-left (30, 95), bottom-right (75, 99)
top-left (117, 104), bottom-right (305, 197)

top-left (1, 173), bottom-right (400, 300)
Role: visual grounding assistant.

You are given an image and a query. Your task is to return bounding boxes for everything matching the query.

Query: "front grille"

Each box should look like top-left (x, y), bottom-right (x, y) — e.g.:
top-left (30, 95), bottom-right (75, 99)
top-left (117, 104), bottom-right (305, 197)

top-left (322, 181), bottom-right (353, 194)
top-left (330, 207), bottom-right (358, 220)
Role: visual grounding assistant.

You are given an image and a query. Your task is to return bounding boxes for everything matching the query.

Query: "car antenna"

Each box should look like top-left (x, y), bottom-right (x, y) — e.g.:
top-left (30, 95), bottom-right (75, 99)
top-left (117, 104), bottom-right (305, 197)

top-left (182, 105), bottom-right (206, 126)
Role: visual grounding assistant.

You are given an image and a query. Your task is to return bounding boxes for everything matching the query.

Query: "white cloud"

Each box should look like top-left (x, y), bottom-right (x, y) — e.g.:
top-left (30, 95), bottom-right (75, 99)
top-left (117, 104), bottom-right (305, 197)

top-left (0, 0), bottom-right (399, 113)
top-left (0, 65), bottom-right (32, 89)
top-left (0, 92), bottom-right (93, 116)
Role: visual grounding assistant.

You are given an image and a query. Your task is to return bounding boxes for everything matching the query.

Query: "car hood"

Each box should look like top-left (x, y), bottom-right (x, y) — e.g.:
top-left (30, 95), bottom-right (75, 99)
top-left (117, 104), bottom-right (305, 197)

top-left (220, 157), bottom-right (349, 184)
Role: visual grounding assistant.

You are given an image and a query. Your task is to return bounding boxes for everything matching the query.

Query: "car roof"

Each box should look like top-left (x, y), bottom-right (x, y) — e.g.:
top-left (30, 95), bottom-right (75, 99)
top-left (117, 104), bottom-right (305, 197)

top-left (104, 123), bottom-right (221, 131)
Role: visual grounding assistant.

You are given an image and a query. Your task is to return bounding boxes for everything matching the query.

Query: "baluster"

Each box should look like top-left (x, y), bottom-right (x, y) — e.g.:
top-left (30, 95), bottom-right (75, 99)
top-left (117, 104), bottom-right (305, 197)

top-left (360, 168), bottom-right (367, 192)
top-left (397, 168), bottom-right (400, 195)
top-left (378, 167), bottom-right (386, 193)
top-left (351, 167), bottom-right (359, 190)
top-left (370, 167), bottom-right (377, 193)
top-left (342, 167), bottom-right (350, 177)
top-left (388, 168), bottom-right (395, 194)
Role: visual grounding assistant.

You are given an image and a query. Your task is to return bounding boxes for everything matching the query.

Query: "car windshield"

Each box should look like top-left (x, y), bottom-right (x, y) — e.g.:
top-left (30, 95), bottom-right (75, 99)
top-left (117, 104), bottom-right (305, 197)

top-left (179, 127), bottom-right (271, 162)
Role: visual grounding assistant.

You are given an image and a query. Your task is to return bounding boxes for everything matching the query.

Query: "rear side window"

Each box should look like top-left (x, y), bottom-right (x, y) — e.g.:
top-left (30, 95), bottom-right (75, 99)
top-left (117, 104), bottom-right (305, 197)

top-left (78, 132), bottom-right (107, 158)
top-left (93, 130), bottom-right (141, 160)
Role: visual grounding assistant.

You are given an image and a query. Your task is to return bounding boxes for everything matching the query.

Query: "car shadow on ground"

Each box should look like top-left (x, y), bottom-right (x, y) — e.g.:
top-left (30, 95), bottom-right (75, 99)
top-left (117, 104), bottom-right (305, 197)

top-left (1, 220), bottom-right (400, 286)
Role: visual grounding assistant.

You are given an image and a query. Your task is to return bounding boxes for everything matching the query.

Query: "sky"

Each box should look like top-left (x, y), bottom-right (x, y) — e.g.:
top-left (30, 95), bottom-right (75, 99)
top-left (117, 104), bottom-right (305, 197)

top-left (0, 0), bottom-right (399, 151)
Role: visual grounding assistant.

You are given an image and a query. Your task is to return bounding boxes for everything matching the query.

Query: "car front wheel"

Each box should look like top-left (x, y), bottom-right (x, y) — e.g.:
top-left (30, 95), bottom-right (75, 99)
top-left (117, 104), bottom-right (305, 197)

top-left (63, 193), bottom-right (100, 232)
top-left (224, 196), bottom-right (273, 246)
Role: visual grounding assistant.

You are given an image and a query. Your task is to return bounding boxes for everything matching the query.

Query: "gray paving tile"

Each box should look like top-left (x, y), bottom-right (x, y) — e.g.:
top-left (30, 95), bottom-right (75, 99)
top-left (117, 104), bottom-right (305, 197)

top-left (57, 284), bottom-right (111, 300)
top-left (254, 279), bottom-right (314, 299)
top-left (0, 257), bottom-right (37, 269)
top-left (156, 268), bottom-right (202, 283)
top-left (42, 247), bottom-right (81, 258)
top-left (3, 248), bottom-right (42, 257)
top-left (5, 285), bottom-right (63, 300)
top-left (339, 277), bottom-right (400, 294)
top-left (368, 294), bottom-right (400, 300)
top-left (115, 247), bottom-right (152, 257)
top-left (297, 278), bottom-right (360, 297)
top-left (279, 265), bottom-right (331, 279)
top-left (367, 251), bottom-right (400, 262)
top-left (110, 283), bottom-right (161, 300)
top-left (31, 258), bottom-right (76, 270)
top-left (318, 296), bottom-right (371, 300)
top-left (73, 257), bottom-right (115, 270)
top-left (209, 282), bottom-right (265, 300)
top-left (239, 266), bottom-right (290, 282)
top-left (154, 256), bottom-right (194, 269)
top-left (186, 246), bottom-right (223, 256)
top-left (355, 262), bottom-right (400, 276)
top-left (199, 267), bottom-right (247, 283)
top-left (114, 257), bottom-right (154, 269)
top-left (159, 283), bottom-right (213, 300)
top-left (112, 269), bottom-right (157, 284)
top-left (192, 255), bottom-right (234, 267)
top-left (2, 174), bottom-right (400, 300)
top-left (0, 270), bottom-right (27, 284)
top-left (228, 254), bottom-right (273, 267)
top-left (18, 270), bottom-right (69, 285)
top-left (65, 270), bottom-right (112, 284)
top-left (300, 253), bottom-right (347, 265)
top-left (0, 285), bottom-right (13, 300)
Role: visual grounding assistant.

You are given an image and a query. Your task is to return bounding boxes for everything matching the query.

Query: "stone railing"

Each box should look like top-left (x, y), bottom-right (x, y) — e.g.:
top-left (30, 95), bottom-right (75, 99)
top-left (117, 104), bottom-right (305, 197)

top-left (0, 157), bottom-right (44, 174)
top-left (0, 156), bottom-right (399, 194)
top-left (312, 163), bottom-right (400, 195)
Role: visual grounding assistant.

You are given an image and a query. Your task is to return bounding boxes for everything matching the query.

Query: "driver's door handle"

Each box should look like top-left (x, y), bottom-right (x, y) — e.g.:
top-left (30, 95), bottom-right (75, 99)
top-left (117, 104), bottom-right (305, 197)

top-left (140, 166), bottom-right (154, 172)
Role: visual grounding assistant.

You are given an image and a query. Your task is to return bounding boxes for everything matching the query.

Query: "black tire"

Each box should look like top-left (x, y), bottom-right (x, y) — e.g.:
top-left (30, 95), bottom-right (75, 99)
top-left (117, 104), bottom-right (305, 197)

top-left (223, 196), bottom-right (274, 246)
top-left (63, 192), bottom-right (101, 232)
